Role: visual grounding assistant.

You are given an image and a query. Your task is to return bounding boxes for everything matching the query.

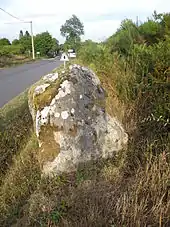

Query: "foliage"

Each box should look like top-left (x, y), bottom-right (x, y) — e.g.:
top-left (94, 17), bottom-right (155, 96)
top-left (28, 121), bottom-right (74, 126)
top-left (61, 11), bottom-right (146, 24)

top-left (61, 15), bottom-right (84, 51)
top-left (63, 35), bottom-right (81, 51)
top-left (0, 44), bottom-right (25, 55)
top-left (139, 19), bottom-right (162, 44)
top-left (19, 30), bottom-right (23, 39)
top-left (0, 91), bottom-right (33, 180)
top-left (107, 19), bottom-right (143, 55)
top-left (60, 14), bottom-right (84, 39)
top-left (34, 32), bottom-right (59, 57)
top-left (78, 40), bottom-right (104, 64)
top-left (76, 10), bottom-right (170, 226)
top-left (0, 38), bottom-right (11, 46)
top-left (0, 135), bottom-right (40, 226)
top-left (19, 35), bottom-right (32, 53)
top-left (25, 30), bottom-right (30, 37)
top-left (48, 37), bottom-right (59, 57)
top-left (0, 44), bottom-right (28, 67)
top-left (0, 29), bottom-right (60, 65)
top-left (0, 10), bottom-right (170, 227)
top-left (12, 39), bottom-right (20, 45)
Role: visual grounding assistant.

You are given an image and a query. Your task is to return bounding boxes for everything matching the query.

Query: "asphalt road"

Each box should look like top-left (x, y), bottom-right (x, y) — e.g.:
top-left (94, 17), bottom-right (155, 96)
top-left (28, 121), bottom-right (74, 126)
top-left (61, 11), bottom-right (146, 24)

top-left (0, 59), bottom-right (62, 108)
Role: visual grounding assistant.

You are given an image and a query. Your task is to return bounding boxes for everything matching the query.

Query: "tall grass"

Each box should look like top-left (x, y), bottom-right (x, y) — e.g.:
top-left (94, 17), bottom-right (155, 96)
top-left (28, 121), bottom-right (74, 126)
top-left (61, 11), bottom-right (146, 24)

top-left (0, 91), bottom-right (33, 181)
top-left (0, 34), bottom-right (169, 226)
top-left (0, 134), bottom-right (40, 226)
top-left (75, 37), bottom-right (170, 226)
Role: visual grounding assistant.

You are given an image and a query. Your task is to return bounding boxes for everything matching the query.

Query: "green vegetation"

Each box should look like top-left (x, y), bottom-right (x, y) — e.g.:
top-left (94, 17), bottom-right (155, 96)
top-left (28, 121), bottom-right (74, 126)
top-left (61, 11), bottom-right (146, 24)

top-left (0, 14), bottom-right (84, 68)
top-left (0, 38), bottom-right (11, 46)
top-left (76, 11), bottom-right (170, 226)
top-left (0, 30), bottom-right (59, 68)
top-left (60, 14), bottom-right (84, 51)
top-left (0, 39), bottom-right (31, 68)
top-left (18, 30), bottom-right (59, 58)
top-left (0, 11), bottom-right (170, 227)
top-left (0, 91), bottom-right (33, 181)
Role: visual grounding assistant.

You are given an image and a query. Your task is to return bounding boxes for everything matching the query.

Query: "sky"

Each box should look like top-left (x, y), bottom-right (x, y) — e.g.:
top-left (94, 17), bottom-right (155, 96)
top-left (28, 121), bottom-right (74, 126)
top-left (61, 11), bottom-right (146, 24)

top-left (0, 0), bottom-right (169, 43)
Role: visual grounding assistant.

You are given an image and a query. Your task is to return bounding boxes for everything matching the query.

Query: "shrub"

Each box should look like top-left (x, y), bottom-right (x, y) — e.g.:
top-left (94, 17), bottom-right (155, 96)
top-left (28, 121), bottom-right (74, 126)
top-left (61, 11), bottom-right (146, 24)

top-left (0, 44), bottom-right (25, 56)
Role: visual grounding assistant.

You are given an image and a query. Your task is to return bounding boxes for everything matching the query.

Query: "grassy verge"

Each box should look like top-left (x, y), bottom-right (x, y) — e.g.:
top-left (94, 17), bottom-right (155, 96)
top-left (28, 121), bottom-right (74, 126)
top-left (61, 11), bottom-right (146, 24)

top-left (0, 55), bottom-right (34, 69)
top-left (0, 90), bottom-right (33, 181)
top-left (0, 134), bottom-right (40, 226)
top-left (1, 151), bottom-right (169, 226)
top-left (0, 60), bottom-right (169, 226)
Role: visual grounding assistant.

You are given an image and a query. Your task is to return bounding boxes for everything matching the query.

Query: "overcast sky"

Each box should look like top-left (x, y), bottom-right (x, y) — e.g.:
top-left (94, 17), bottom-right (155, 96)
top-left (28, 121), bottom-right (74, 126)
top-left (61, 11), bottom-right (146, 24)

top-left (0, 0), bottom-right (169, 43)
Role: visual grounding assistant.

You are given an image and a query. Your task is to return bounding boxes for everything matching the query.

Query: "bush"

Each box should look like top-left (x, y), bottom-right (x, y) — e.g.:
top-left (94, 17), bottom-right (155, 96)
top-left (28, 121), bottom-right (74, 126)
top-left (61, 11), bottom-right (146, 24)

top-left (78, 41), bottom-right (104, 64)
top-left (75, 11), bottom-right (170, 226)
top-left (0, 11), bottom-right (169, 227)
top-left (0, 44), bottom-right (25, 56)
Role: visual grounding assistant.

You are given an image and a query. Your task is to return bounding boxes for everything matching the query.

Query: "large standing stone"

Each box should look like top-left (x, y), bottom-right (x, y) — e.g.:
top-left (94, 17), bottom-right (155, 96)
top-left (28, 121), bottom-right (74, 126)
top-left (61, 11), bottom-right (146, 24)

top-left (28, 64), bottom-right (128, 175)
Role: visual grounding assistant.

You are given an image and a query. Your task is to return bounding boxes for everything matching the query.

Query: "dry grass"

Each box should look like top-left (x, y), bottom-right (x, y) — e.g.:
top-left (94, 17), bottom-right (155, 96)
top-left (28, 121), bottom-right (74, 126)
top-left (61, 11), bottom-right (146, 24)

top-left (0, 90), bottom-right (33, 181)
top-left (74, 56), bottom-right (136, 125)
top-left (0, 55), bottom-right (33, 68)
top-left (0, 60), bottom-right (169, 226)
top-left (0, 134), bottom-right (40, 227)
top-left (5, 152), bottom-right (168, 227)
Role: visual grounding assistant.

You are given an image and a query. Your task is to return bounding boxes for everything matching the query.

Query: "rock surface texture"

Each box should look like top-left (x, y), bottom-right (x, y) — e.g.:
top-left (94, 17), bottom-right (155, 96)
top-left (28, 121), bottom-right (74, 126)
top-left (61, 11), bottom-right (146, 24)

top-left (29, 64), bottom-right (128, 175)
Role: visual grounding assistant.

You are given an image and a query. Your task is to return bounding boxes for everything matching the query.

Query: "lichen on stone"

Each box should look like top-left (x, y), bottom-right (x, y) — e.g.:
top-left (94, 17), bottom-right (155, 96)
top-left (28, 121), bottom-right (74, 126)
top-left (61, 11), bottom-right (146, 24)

top-left (29, 64), bottom-right (128, 175)
top-left (34, 83), bottom-right (50, 95)
top-left (43, 72), bottom-right (58, 82)
top-left (33, 80), bottom-right (61, 110)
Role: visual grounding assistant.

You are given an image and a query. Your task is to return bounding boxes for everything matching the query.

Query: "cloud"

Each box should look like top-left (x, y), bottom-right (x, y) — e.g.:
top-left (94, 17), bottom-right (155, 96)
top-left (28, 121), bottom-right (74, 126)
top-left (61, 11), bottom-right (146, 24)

top-left (0, 0), bottom-right (169, 42)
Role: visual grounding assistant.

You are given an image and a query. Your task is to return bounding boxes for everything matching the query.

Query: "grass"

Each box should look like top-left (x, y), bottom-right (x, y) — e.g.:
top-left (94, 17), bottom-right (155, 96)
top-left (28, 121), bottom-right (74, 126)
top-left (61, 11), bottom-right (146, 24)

top-left (73, 55), bottom-right (136, 125)
top-left (0, 134), bottom-right (40, 227)
top-left (0, 58), bottom-right (169, 226)
top-left (0, 55), bottom-right (34, 68)
top-left (0, 90), bottom-right (33, 181)
top-left (0, 152), bottom-right (168, 227)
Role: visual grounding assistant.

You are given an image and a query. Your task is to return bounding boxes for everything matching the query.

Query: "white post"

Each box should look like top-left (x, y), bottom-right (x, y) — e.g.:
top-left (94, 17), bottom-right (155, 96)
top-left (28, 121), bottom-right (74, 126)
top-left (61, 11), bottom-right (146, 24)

top-left (30, 21), bottom-right (35, 60)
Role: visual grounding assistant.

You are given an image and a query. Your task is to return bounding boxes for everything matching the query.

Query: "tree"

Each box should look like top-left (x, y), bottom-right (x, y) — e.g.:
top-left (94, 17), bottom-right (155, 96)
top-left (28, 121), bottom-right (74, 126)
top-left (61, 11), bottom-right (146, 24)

top-left (0, 38), bottom-right (11, 46)
top-left (51, 38), bottom-right (59, 53)
top-left (25, 31), bottom-right (30, 37)
top-left (107, 19), bottom-right (142, 55)
top-left (34, 32), bottom-right (54, 56)
top-left (139, 20), bottom-right (162, 44)
top-left (19, 30), bottom-right (23, 39)
top-left (12, 39), bottom-right (20, 45)
top-left (60, 15), bottom-right (84, 50)
top-left (160, 13), bottom-right (170, 37)
top-left (20, 35), bottom-right (32, 52)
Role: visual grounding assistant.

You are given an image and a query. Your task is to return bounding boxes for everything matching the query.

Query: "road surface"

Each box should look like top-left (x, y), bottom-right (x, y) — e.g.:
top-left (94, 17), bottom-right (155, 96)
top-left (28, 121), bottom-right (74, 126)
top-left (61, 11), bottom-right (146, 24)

top-left (0, 59), bottom-right (62, 107)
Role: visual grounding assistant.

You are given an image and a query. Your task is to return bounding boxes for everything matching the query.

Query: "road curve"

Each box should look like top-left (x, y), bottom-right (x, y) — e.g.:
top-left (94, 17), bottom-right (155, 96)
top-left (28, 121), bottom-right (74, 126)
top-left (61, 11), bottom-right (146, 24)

top-left (0, 59), bottom-right (62, 107)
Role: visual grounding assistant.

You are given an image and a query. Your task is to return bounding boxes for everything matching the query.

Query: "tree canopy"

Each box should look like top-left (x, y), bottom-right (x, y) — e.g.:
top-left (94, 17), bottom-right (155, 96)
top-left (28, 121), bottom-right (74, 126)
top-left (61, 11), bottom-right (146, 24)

top-left (25, 31), bottom-right (30, 37)
top-left (60, 15), bottom-right (84, 50)
top-left (34, 32), bottom-right (59, 57)
top-left (12, 39), bottom-right (20, 45)
top-left (0, 38), bottom-right (11, 46)
top-left (19, 30), bottom-right (23, 39)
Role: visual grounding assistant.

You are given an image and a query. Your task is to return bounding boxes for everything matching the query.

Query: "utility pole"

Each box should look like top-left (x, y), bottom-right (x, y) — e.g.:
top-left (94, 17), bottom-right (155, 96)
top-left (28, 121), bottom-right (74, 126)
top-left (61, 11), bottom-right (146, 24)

top-left (30, 21), bottom-right (35, 59)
